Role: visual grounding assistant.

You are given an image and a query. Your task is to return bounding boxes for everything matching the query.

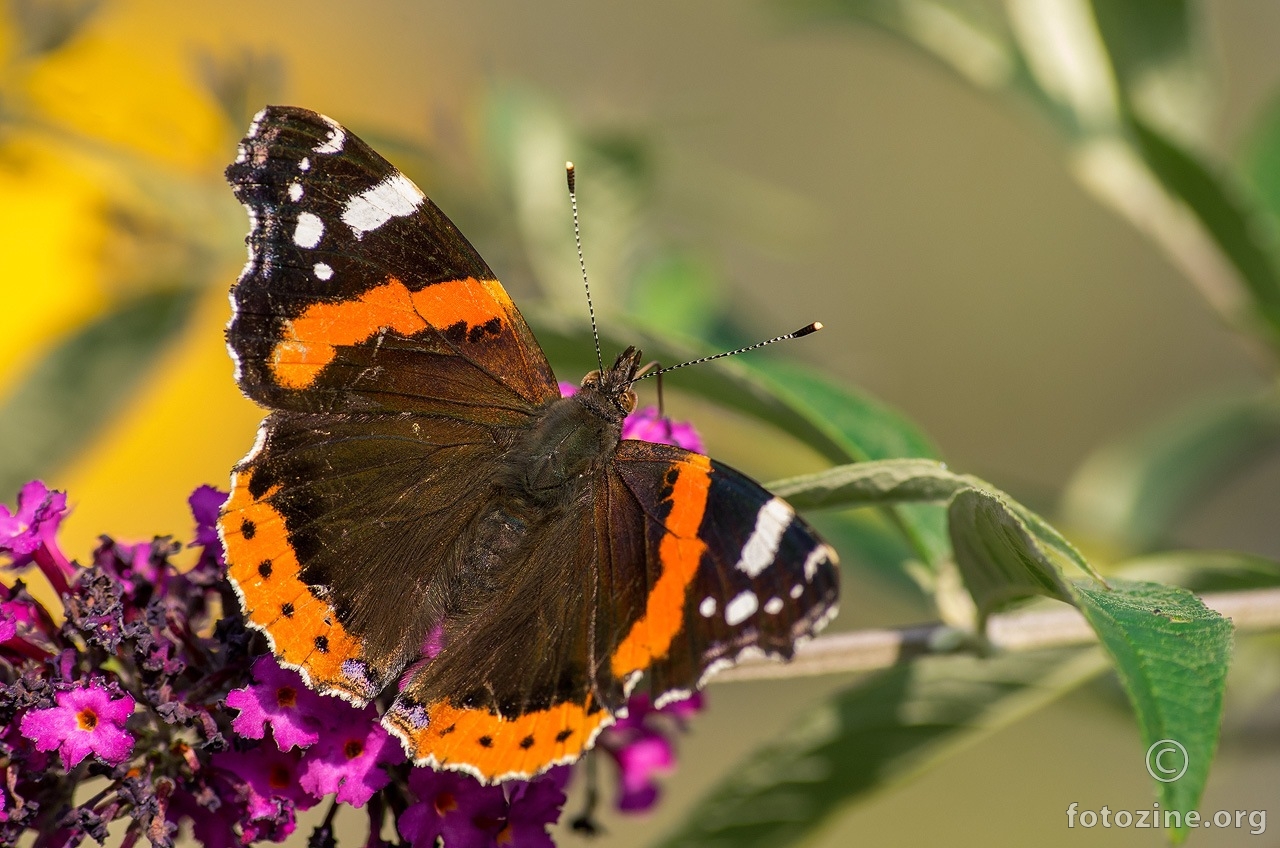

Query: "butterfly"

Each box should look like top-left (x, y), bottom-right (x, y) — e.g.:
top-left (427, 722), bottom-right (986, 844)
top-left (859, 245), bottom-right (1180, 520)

top-left (218, 106), bottom-right (839, 783)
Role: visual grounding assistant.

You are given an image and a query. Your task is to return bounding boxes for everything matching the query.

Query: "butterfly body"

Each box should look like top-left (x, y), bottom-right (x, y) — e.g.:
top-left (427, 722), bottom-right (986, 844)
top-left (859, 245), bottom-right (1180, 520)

top-left (220, 106), bottom-right (839, 782)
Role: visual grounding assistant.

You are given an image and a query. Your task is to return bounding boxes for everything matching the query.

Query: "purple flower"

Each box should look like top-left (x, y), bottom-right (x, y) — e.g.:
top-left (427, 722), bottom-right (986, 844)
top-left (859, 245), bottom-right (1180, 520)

top-left (299, 710), bottom-right (404, 807)
top-left (499, 767), bottom-right (569, 847)
top-left (0, 481), bottom-right (74, 594)
top-left (0, 481), bottom-right (66, 560)
top-left (18, 682), bottom-right (136, 769)
top-left (598, 692), bottom-right (704, 812)
top-left (166, 788), bottom-right (239, 848)
top-left (225, 655), bottom-right (329, 751)
top-left (398, 769), bottom-right (506, 848)
top-left (622, 407), bottom-right (705, 453)
top-left (214, 744), bottom-right (317, 825)
top-left (188, 485), bottom-right (225, 550)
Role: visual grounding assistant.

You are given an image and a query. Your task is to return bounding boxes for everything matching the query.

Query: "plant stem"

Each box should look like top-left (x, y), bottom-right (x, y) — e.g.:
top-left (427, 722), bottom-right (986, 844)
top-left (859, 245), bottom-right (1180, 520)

top-left (714, 587), bottom-right (1280, 682)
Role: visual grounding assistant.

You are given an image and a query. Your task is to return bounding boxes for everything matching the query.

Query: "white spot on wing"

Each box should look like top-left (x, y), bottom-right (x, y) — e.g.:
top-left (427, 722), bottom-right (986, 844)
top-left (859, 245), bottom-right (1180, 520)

top-left (341, 173), bottom-right (425, 238)
top-left (735, 497), bottom-right (794, 578)
top-left (314, 116), bottom-right (346, 154)
top-left (764, 597), bottom-right (784, 615)
top-left (289, 182), bottom-right (303, 202)
top-left (293, 212), bottom-right (323, 248)
top-left (803, 545), bottom-right (832, 581)
top-left (790, 584), bottom-right (804, 599)
top-left (300, 157), bottom-right (311, 171)
top-left (724, 591), bottom-right (758, 626)
top-left (699, 597), bottom-right (716, 618)
top-left (313, 262), bottom-right (334, 280)
top-left (247, 108), bottom-right (268, 138)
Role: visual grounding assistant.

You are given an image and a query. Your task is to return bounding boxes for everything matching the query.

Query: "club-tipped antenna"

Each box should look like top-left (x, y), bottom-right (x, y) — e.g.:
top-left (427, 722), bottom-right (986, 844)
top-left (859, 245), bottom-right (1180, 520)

top-left (566, 162), bottom-right (604, 373)
top-left (632, 322), bottom-right (824, 383)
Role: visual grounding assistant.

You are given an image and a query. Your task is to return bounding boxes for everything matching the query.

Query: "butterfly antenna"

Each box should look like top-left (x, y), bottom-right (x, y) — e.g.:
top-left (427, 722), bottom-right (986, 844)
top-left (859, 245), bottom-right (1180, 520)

top-left (567, 162), bottom-right (604, 373)
top-left (632, 322), bottom-right (824, 382)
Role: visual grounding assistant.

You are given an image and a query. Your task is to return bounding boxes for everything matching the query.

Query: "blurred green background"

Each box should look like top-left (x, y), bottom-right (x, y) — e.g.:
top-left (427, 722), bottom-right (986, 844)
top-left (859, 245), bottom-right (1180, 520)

top-left (3, 0), bottom-right (1278, 845)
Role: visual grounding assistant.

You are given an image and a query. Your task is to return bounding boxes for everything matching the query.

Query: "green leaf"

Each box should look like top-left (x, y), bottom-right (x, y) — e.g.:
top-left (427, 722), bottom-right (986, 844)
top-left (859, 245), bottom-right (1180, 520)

top-left (1061, 388), bottom-right (1280, 552)
top-left (768, 458), bottom-right (1097, 580)
top-left (1128, 117), bottom-right (1280, 337)
top-left (768, 457), bottom-right (969, 510)
top-left (656, 648), bottom-right (1105, 848)
top-left (1089, 0), bottom-right (1209, 143)
top-left (947, 488), bottom-right (1076, 617)
top-left (1239, 92), bottom-right (1280, 229)
top-left (808, 510), bottom-right (934, 604)
top-left (0, 287), bottom-right (197, 495)
top-left (1070, 580), bottom-right (1233, 843)
top-left (947, 488), bottom-right (1232, 838)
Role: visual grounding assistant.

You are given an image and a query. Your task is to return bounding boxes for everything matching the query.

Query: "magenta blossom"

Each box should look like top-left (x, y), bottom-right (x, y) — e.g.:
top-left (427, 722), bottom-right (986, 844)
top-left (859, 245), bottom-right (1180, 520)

top-left (225, 655), bottom-right (329, 750)
top-left (0, 480), bottom-right (66, 560)
top-left (598, 692), bottom-right (705, 812)
top-left (623, 407), bottom-right (705, 453)
top-left (299, 709), bottom-right (404, 807)
top-left (214, 744), bottom-right (317, 830)
top-left (399, 768), bottom-right (507, 848)
top-left (500, 767), bottom-right (570, 847)
top-left (0, 480), bottom-right (74, 594)
top-left (188, 485), bottom-right (225, 550)
top-left (18, 681), bottom-right (136, 769)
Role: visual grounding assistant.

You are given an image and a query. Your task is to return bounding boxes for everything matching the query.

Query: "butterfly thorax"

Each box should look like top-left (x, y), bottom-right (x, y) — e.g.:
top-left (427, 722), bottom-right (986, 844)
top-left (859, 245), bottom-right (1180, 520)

top-left (461, 348), bottom-right (642, 595)
top-left (502, 347), bottom-right (642, 503)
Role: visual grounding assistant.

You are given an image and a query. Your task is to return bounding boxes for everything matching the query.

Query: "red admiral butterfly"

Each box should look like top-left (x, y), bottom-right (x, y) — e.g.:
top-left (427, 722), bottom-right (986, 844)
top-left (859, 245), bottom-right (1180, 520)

top-left (219, 106), bottom-right (839, 782)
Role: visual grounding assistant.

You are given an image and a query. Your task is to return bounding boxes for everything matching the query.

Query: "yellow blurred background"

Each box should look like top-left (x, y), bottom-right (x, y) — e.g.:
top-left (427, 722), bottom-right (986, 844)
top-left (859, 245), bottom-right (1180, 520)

top-left (3, 1), bottom-right (1278, 845)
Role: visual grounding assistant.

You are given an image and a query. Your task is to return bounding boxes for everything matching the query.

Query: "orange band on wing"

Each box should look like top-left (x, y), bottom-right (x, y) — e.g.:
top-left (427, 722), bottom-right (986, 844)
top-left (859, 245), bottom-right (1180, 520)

top-left (386, 698), bottom-right (609, 782)
top-left (269, 276), bottom-right (513, 389)
top-left (610, 455), bottom-right (712, 677)
top-left (220, 469), bottom-right (367, 700)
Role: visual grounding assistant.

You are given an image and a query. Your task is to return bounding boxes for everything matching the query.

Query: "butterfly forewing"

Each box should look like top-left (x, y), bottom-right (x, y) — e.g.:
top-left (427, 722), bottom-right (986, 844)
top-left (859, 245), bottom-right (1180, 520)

top-left (227, 105), bottom-right (557, 417)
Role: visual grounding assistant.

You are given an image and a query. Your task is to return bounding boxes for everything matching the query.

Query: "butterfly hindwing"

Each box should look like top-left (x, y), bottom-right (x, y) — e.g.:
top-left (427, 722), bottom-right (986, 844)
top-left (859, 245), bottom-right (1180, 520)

top-left (381, 438), bottom-right (838, 782)
top-left (226, 105), bottom-right (558, 418)
top-left (383, 495), bottom-right (619, 781)
top-left (607, 440), bottom-right (839, 701)
top-left (222, 410), bottom-right (522, 704)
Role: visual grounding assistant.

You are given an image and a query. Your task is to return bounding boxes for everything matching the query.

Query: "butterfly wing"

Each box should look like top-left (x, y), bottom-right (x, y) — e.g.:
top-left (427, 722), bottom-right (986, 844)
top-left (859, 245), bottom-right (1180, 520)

top-left (382, 438), bottom-right (838, 781)
top-left (221, 106), bottom-right (561, 702)
top-left (221, 410), bottom-right (522, 703)
top-left (226, 105), bottom-right (558, 419)
top-left (605, 440), bottom-right (839, 702)
top-left (383, 497), bottom-right (619, 781)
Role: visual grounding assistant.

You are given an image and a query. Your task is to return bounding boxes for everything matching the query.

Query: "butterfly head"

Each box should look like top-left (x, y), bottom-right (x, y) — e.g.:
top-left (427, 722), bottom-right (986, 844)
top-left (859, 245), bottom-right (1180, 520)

top-left (578, 346), bottom-right (642, 419)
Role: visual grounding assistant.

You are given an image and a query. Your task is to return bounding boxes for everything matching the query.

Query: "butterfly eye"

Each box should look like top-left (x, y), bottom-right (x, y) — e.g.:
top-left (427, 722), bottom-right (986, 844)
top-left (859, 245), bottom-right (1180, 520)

top-left (580, 370), bottom-right (602, 388)
top-left (618, 389), bottom-right (638, 414)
